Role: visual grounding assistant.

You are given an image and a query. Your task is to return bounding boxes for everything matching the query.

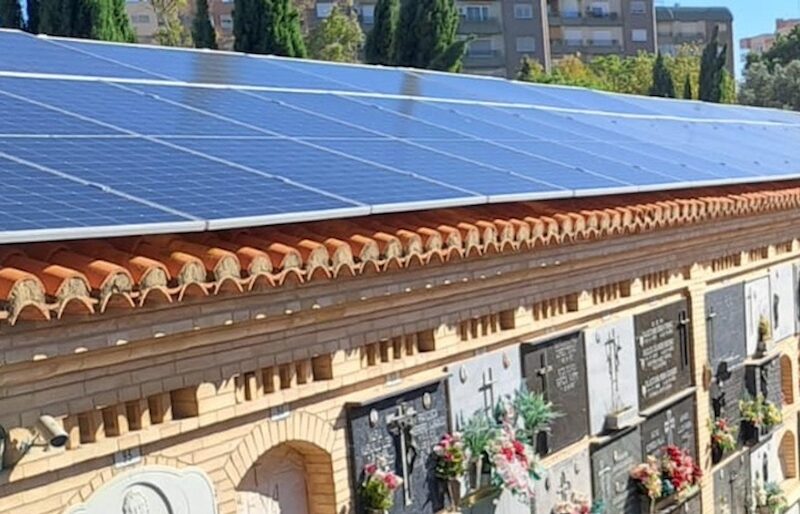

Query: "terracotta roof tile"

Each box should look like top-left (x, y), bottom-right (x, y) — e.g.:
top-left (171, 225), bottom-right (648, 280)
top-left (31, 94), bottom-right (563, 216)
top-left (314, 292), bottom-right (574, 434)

top-left (2, 183), bottom-right (800, 325)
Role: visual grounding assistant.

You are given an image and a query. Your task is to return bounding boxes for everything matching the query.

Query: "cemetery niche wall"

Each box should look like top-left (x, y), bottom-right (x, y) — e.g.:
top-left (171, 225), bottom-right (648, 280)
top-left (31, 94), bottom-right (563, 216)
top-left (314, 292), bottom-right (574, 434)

top-left (710, 363), bottom-right (748, 452)
top-left (745, 277), bottom-right (773, 356)
top-left (590, 428), bottom-right (642, 514)
top-left (639, 395), bottom-right (697, 460)
top-left (706, 283), bottom-right (747, 374)
top-left (532, 448), bottom-right (592, 514)
top-left (346, 380), bottom-right (449, 514)
top-left (770, 263), bottom-right (796, 343)
top-left (634, 300), bottom-right (692, 411)
top-left (521, 331), bottom-right (589, 455)
top-left (745, 355), bottom-right (783, 407)
top-left (584, 317), bottom-right (639, 435)
top-left (713, 453), bottom-right (751, 514)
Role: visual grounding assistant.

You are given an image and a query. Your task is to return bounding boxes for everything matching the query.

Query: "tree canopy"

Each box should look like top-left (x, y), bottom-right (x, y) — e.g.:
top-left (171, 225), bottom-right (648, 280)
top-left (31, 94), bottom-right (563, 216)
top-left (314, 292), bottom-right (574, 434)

top-left (192, 0), bottom-right (217, 49)
top-left (649, 53), bottom-right (676, 98)
top-left (0, 0), bottom-right (22, 28)
top-left (698, 26), bottom-right (728, 103)
top-left (308, 5), bottom-right (363, 62)
top-left (234, 0), bottom-right (306, 56)
top-left (38, 0), bottom-right (135, 41)
top-left (364, 0), bottom-right (397, 65)
top-left (393, 0), bottom-right (466, 71)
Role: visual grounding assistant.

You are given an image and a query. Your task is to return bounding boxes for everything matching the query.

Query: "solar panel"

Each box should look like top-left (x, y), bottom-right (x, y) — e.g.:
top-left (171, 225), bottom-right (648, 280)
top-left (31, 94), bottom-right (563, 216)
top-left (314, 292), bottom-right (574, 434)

top-left (1, 29), bottom-right (799, 243)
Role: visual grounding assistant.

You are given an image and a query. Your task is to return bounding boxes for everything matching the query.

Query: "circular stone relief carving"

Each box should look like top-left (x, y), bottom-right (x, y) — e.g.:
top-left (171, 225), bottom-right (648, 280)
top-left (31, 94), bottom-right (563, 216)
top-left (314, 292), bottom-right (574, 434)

top-left (120, 485), bottom-right (170, 514)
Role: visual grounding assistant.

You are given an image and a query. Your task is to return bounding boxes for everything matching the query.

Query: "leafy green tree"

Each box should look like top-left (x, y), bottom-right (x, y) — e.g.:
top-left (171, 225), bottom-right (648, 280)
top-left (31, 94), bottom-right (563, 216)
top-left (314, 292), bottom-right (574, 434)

top-left (393, 0), bottom-right (464, 71)
top-left (516, 55), bottom-right (545, 82)
top-left (682, 75), bottom-right (693, 99)
top-left (364, 0), bottom-right (397, 65)
top-left (192, 0), bottom-right (217, 48)
top-left (649, 53), bottom-right (675, 98)
top-left (757, 25), bottom-right (800, 70)
top-left (665, 43), bottom-right (700, 98)
top-left (25, 0), bottom-right (39, 32)
top-left (150, 0), bottom-right (191, 46)
top-left (740, 60), bottom-right (800, 111)
top-left (234, 0), bottom-right (306, 56)
top-left (38, 0), bottom-right (134, 41)
top-left (0, 0), bottom-right (22, 28)
top-left (308, 5), bottom-right (363, 62)
top-left (699, 27), bottom-right (728, 103)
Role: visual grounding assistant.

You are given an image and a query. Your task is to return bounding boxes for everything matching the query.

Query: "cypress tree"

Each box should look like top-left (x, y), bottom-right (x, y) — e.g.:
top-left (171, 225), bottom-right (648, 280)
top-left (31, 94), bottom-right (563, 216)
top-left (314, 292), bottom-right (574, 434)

top-left (192, 0), bottom-right (217, 49)
top-left (682, 75), bottom-right (692, 99)
top-left (393, 0), bottom-right (465, 71)
top-left (38, 0), bottom-right (134, 41)
top-left (0, 0), bottom-right (22, 28)
top-left (364, 0), bottom-right (397, 65)
top-left (699, 26), bottom-right (728, 103)
top-left (234, 0), bottom-right (305, 56)
top-left (649, 53), bottom-right (675, 98)
top-left (26, 0), bottom-right (39, 32)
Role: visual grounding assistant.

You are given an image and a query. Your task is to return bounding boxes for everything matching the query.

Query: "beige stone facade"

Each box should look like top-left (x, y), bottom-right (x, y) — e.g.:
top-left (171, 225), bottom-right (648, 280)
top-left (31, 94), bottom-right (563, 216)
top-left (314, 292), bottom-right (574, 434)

top-left (1, 185), bottom-right (800, 513)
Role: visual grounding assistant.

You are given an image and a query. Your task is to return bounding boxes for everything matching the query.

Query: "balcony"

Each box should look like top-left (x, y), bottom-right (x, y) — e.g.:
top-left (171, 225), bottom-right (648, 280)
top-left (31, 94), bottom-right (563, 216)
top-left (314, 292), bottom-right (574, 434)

top-left (459, 17), bottom-right (502, 35)
top-left (548, 9), bottom-right (620, 26)
top-left (549, 38), bottom-right (584, 54)
top-left (463, 49), bottom-right (506, 68)
top-left (550, 38), bottom-right (622, 54)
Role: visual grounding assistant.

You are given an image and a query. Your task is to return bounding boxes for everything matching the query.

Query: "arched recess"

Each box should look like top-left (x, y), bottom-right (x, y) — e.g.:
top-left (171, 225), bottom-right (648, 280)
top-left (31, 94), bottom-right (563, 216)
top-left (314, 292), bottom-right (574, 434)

top-left (779, 431), bottom-right (797, 480)
top-left (781, 355), bottom-right (794, 404)
top-left (222, 411), bottom-right (338, 514)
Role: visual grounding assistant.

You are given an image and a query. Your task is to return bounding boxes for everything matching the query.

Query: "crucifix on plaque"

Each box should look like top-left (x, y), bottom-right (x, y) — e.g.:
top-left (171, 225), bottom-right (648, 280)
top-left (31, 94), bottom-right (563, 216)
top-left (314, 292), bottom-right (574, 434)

top-left (479, 368), bottom-right (497, 414)
top-left (600, 329), bottom-right (623, 412)
top-left (707, 306), bottom-right (717, 362)
top-left (747, 288), bottom-right (758, 340)
top-left (678, 311), bottom-right (690, 368)
top-left (556, 470), bottom-right (573, 503)
top-left (663, 409), bottom-right (677, 446)
top-left (387, 402), bottom-right (418, 507)
top-left (773, 293), bottom-right (780, 332)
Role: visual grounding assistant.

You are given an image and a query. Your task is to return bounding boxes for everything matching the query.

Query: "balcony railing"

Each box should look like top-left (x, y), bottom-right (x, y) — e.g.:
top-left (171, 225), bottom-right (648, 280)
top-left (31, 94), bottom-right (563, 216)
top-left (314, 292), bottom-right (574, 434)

top-left (550, 38), bottom-right (622, 53)
top-left (458, 18), bottom-right (503, 34)
top-left (463, 49), bottom-right (505, 68)
top-left (548, 9), bottom-right (620, 25)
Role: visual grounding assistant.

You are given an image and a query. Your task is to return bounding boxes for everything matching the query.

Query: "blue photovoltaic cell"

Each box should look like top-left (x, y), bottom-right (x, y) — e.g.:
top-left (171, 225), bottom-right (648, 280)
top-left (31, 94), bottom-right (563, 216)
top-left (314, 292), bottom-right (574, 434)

top-left (0, 155), bottom-right (185, 231)
top-left (0, 31), bottom-right (153, 79)
top-left (0, 137), bottom-right (357, 219)
top-left (272, 93), bottom-right (465, 140)
top-left (130, 85), bottom-right (376, 139)
top-left (0, 87), bottom-right (116, 135)
top-left (267, 59), bottom-right (410, 95)
top-left (312, 138), bottom-right (563, 196)
top-left (0, 78), bottom-right (259, 136)
top-left (166, 137), bottom-right (471, 205)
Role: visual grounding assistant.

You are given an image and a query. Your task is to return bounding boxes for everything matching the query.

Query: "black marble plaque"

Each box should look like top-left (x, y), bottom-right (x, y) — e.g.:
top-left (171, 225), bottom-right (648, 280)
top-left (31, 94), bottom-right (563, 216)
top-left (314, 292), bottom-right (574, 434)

top-left (706, 284), bottom-right (747, 371)
top-left (710, 364), bottom-right (747, 447)
top-left (591, 429), bottom-right (642, 514)
top-left (639, 395), bottom-right (697, 459)
top-left (663, 493), bottom-right (701, 514)
top-left (745, 355), bottom-right (782, 406)
top-left (634, 300), bottom-right (692, 410)
top-left (347, 381), bottom-right (448, 514)
top-left (522, 331), bottom-right (589, 455)
top-left (714, 452), bottom-right (751, 514)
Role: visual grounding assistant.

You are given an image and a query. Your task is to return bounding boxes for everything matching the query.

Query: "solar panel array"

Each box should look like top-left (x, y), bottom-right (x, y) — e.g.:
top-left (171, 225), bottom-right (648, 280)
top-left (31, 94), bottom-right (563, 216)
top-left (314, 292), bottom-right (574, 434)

top-left (1, 29), bottom-right (800, 243)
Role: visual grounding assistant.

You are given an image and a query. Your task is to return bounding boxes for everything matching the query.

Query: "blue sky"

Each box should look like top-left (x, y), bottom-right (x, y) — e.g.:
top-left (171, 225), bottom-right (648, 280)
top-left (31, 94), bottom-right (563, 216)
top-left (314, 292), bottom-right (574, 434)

top-left (655, 0), bottom-right (800, 75)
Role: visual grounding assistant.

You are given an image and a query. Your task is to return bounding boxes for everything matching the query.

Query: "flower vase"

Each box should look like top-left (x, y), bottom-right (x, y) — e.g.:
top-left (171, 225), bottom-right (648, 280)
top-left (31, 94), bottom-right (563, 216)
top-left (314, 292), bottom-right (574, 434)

top-left (365, 509), bottom-right (387, 514)
top-left (711, 444), bottom-right (724, 464)
top-left (445, 478), bottom-right (461, 511)
top-left (470, 458), bottom-right (483, 491)
top-left (757, 507), bottom-right (771, 514)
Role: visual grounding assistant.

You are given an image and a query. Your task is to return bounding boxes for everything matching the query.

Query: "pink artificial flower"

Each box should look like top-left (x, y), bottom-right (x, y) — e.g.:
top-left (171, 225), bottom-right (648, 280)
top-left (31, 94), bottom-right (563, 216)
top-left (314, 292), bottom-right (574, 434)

top-left (364, 463), bottom-right (377, 475)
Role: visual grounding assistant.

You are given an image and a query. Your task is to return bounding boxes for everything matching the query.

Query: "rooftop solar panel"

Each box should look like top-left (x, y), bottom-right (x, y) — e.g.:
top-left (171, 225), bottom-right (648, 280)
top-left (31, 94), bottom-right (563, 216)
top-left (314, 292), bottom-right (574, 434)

top-left (0, 29), bottom-right (799, 243)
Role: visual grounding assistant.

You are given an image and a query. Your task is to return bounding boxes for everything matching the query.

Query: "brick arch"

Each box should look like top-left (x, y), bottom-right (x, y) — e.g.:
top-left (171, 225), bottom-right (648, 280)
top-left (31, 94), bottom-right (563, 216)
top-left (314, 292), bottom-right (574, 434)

top-left (221, 411), bottom-right (336, 490)
top-left (781, 355), bottom-right (794, 404)
top-left (779, 431), bottom-right (797, 480)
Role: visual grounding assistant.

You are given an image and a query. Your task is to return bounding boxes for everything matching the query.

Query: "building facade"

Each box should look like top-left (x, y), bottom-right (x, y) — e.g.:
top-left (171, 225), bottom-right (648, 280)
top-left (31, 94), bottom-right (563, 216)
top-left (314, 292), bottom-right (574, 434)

top-left (740, 18), bottom-right (800, 62)
top-left (655, 5), bottom-right (734, 75)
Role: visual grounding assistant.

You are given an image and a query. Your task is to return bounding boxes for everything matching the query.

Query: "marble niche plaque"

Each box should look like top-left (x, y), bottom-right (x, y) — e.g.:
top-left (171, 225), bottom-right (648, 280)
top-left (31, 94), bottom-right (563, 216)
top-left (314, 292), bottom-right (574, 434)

top-left (591, 429), bottom-right (642, 514)
top-left (66, 467), bottom-right (217, 514)
top-left (639, 395), bottom-right (697, 460)
top-left (447, 346), bottom-right (521, 429)
top-left (750, 436), bottom-right (781, 491)
top-left (634, 300), bottom-right (692, 411)
top-left (522, 331), bottom-right (590, 454)
top-left (347, 380), bottom-right (449, 514)
top-left (706, 283), bottom-right (747, 373)
top-left (770, 263), bottom-right (796, 343)
top-left (713, 452), bottom-right (751, 514)
top-left (745, 277), bottom-right (772, 356)
top-left (745, 355), bottom-right (782, 407)
top-left (533, 447), bottom-right (592, 514)
top-left (710, 364), bottom-right (747, 448)
top-left (585, 317), bottom-right (640, 434)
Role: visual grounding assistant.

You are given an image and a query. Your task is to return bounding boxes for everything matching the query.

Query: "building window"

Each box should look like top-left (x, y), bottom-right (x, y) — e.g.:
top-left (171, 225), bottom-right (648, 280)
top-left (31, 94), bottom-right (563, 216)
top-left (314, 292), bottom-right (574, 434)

top-left (220, 14), bottom-right (233, 30)
top-left (468, 38), bottom-right (493, 56)
top-left (130, 14), bottom-right (150, 23)
top-left (513, 3), bottom-right (533, 19)
top-left (630, 0), bottom-right (646, 14)
top-left (591, 30), bottom-right (612, 46)
top-left (516, 36), bottom-right (536, 52)
top-left (564, 29), bottom-right (582, 46)
top-left (632, 29), bottom-right (648, 42)
top-left (462, 5), bottom-right (490, 21)
top-left (360, 4), bottom-right (375, 23)
top-left (316, 1), bottom-right (334, 18)
top-left (717, 23), bottom-right (728, 33)
top-left (587, 1), bottom-right (610, 17)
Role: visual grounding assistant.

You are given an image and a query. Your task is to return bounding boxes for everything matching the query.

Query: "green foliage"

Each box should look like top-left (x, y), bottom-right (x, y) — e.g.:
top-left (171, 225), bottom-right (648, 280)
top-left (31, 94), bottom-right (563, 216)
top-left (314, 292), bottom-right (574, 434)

top-left (25, 0), bottom-right (39, 32)
top-left (364, 0), bottom-right (397, 65)
top-left (150, 0), bottom-right (190, 46)
top-left (512, 389), bottom-right (559, 441)
top-left (682, 75), bottom-right (693, 99)
top-left (308, 5), bottom-right (363, 63)
top-left (234, 0), bottom-right (306, 56)
top-left (192, 0), bottom-right (217, 49)
top-left (740, 60), bottom-right (800, 112)
top-left (756, 26), bottom-right (800, 71)
top-left (649, 53), bottom-right (675, 98)
top-left (460, 411), bottom-right (497, 459)
top-left (699, 26), bottom-right (728, 103)
top-left (516, 55), bottom-right (545, 82)
top-left (38, 0), bottom-right (134, 41)
top-left (393, 0), bottom-right (465, 71)
top-left (0, 0), bottom-right (22, 28)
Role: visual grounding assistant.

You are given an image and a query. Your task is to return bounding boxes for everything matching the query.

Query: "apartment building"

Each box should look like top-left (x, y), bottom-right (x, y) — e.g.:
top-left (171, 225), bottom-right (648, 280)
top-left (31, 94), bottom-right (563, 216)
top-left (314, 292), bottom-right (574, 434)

top-left (656, 6), bottom-right (734, 75)
top-left (741, 18), bottom-right (800, 61)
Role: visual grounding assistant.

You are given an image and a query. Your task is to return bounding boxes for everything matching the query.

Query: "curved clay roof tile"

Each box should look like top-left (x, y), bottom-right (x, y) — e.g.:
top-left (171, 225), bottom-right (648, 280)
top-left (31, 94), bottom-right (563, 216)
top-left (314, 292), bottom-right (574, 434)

top-left (0, 267), bottom-right (48, 324)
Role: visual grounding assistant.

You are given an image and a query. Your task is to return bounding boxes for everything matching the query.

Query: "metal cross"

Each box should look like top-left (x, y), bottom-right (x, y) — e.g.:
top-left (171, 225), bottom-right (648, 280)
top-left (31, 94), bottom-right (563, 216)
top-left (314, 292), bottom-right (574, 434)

top-left (773, 292), bottom-right (781, 332)
top-left (479, 367), bottom-right (497, 413)
top-left (601, 329), bottom-right (622, 411)
top-left (387, 402), bottom-right (418, 506)
top-left (663, 409), bottom-right (677, 446)
top-left (596, 464), bottom-right (613, 502)
top-left (556, 470), bottom-right (573, 502)
top-left (707, 306), bottom-right (717, 361)
top-left (536, 352), bottom-right (553, 396)
top-left (678, 310), bottom-right (691, 368)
